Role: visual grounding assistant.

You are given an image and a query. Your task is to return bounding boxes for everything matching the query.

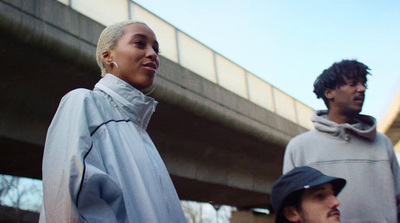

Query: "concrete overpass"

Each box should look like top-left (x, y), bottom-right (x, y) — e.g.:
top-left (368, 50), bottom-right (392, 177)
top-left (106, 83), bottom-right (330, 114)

top-left (378, 90), bottom-right (400, 152)
top-left (0, 0), bottom-right (314, 210)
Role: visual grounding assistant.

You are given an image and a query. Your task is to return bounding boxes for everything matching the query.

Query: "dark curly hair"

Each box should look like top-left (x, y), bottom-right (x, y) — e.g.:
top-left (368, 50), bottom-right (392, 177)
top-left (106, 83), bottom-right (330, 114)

top-left (313, 60), bottom-right (371, 108)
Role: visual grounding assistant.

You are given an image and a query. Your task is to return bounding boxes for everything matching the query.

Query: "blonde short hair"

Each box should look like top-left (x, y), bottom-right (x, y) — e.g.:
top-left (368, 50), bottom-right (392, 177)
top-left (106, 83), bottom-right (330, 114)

top-left (96, 20), bottom-right (145, 77)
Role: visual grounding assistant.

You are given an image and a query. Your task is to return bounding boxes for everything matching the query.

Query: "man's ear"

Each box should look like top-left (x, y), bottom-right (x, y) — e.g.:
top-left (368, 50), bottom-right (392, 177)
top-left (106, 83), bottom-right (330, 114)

top-left (324, 88), bottom-right (335, 100)
top-left (101, 50), bottom-right (112, 66)
top-left (283, 206), bottom-right (301, 222)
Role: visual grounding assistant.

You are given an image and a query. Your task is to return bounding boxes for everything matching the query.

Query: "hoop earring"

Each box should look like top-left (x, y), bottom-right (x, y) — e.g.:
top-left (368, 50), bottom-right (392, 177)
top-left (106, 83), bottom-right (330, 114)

top-left (112, 61), bottom-right (119, 77)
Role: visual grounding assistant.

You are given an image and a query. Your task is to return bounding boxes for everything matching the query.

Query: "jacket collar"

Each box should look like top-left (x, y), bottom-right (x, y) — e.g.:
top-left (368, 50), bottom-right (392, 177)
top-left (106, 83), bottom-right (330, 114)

top-left (94, 74), bottom-right (158, 130)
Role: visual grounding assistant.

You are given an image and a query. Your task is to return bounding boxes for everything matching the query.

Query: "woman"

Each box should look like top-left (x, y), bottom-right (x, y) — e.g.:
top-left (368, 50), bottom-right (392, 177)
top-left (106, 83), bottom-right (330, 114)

top-left (39, 20), bottom-right (186, 223)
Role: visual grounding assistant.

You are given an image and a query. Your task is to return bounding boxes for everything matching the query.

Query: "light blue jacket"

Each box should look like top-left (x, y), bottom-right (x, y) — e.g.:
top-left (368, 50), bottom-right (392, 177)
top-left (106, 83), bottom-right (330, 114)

top-left (40, 74), bottom-right (186, 223)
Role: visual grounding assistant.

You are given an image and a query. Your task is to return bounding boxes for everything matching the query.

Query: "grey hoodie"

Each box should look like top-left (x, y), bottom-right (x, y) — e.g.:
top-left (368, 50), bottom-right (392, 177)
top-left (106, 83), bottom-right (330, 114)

top-left (284, 110), bottom-right (400, 222)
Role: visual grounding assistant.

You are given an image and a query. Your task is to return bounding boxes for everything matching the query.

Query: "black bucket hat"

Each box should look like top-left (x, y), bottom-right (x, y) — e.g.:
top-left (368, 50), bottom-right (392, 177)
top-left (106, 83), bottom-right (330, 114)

top-left (271, 166), bottom-right (346, 223)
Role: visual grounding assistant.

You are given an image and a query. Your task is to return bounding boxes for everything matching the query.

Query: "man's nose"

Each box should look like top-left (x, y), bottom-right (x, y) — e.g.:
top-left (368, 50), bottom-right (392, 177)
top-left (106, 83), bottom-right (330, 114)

top-left (329, 195), bottom-right (340, 208)
top-left (357, 82), bottom-right (366, 92)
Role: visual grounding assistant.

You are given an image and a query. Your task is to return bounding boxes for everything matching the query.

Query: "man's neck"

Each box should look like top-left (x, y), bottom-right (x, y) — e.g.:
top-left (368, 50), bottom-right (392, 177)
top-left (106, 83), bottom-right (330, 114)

top-left (327, 110), bottom-right (357, 124)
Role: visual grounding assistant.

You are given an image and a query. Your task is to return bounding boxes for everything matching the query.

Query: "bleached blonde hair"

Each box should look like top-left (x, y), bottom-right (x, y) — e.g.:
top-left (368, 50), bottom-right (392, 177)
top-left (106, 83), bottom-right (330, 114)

top-left (96, 20), bottom-right (145, 77)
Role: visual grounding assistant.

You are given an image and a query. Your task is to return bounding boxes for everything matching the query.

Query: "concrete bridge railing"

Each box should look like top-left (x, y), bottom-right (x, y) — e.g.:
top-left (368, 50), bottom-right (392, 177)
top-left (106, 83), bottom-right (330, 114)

top-left (57, 0), bottom-right (314, 130)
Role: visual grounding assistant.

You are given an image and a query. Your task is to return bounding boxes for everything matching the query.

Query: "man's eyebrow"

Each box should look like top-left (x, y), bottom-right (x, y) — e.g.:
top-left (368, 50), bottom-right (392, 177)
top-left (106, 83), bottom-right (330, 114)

top-left (308, 185), bottom-right (326, 193)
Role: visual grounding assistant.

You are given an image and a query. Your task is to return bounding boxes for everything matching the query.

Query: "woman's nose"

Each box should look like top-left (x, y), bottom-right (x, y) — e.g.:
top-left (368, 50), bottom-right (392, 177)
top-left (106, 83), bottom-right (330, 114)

top-left (146, 47), bottom-right (158, 60)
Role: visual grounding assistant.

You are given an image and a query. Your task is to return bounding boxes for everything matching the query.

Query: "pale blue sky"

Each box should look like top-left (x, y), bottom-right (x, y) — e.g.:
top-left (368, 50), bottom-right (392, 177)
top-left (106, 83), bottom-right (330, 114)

top-left (133, 0), bottom-right (400, 122)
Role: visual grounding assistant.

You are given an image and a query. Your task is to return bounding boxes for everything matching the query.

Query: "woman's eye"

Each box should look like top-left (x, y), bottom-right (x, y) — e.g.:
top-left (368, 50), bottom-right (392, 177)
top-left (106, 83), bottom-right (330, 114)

top-left (153, 47), bottom-right (160, 55)
top-left (134, 41), bottom-right (145, 48)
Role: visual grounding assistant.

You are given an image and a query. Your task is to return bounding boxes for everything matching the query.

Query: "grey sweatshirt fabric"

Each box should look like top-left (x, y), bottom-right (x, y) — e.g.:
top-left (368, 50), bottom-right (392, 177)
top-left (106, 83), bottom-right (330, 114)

top-left (284, 110), bottom-right (400, 222)
top-left (40, 74), bottom-right (186, 223)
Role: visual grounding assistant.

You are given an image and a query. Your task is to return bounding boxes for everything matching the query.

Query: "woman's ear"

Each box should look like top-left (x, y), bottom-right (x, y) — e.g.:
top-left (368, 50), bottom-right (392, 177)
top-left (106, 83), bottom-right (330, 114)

top-left (101, 50), bottom-right (112, 66)
top-left (283, 206), bottom-right (301, 222)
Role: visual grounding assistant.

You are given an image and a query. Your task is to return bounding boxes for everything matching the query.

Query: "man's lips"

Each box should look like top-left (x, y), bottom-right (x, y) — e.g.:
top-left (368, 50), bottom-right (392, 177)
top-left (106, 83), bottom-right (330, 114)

top-left (354, 95), bottom-right (364, 103)
top-left (328, 209), bottom-right (340, 218)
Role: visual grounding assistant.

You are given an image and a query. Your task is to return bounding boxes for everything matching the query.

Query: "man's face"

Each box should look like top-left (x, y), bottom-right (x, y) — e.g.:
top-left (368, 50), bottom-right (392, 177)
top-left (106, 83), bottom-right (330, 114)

top-left (326, 77), bottom-right (367, 117)
top-left (285, 183), bottom-right (341, 223)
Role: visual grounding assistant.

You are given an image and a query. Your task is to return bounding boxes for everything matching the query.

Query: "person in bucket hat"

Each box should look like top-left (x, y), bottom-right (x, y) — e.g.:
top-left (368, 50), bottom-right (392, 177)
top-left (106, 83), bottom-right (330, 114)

top-left (271, 166), bottom-right (346, 223)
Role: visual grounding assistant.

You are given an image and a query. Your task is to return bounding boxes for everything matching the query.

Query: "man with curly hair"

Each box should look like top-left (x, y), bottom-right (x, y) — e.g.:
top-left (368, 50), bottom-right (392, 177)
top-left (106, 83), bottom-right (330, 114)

top-left (283, 59), bottom-right (400, 222)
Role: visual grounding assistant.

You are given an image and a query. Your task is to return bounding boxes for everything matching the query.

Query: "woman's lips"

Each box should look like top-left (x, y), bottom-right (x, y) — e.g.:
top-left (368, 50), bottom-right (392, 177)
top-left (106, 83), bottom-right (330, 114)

top-left (143, 62), bottom-right (157, 74)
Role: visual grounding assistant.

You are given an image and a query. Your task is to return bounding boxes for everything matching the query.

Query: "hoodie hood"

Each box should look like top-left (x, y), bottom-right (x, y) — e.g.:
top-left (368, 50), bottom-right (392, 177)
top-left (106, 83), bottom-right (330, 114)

top-left (312, 110), bottom-right (376, 141)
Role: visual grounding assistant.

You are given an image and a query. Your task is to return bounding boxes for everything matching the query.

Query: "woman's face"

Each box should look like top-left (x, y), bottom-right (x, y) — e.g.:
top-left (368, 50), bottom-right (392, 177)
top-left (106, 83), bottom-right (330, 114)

top-left (109, 23), bottom-right (160, 90)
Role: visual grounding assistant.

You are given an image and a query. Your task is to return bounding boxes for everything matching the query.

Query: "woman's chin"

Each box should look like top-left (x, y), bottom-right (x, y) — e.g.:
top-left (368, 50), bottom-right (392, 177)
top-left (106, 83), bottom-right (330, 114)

top-left (140, 84), bottom-right (155, 95)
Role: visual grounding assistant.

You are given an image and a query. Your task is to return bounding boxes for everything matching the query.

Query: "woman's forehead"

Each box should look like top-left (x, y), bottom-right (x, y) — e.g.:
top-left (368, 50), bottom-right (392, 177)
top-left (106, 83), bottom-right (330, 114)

top-left (123, 23), bottom-right (157, 40)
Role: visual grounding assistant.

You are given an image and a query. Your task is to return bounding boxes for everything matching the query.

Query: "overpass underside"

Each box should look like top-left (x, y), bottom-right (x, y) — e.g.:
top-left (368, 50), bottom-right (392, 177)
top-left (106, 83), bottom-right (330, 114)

top-left (0, 0), bottom-right (308, 210)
